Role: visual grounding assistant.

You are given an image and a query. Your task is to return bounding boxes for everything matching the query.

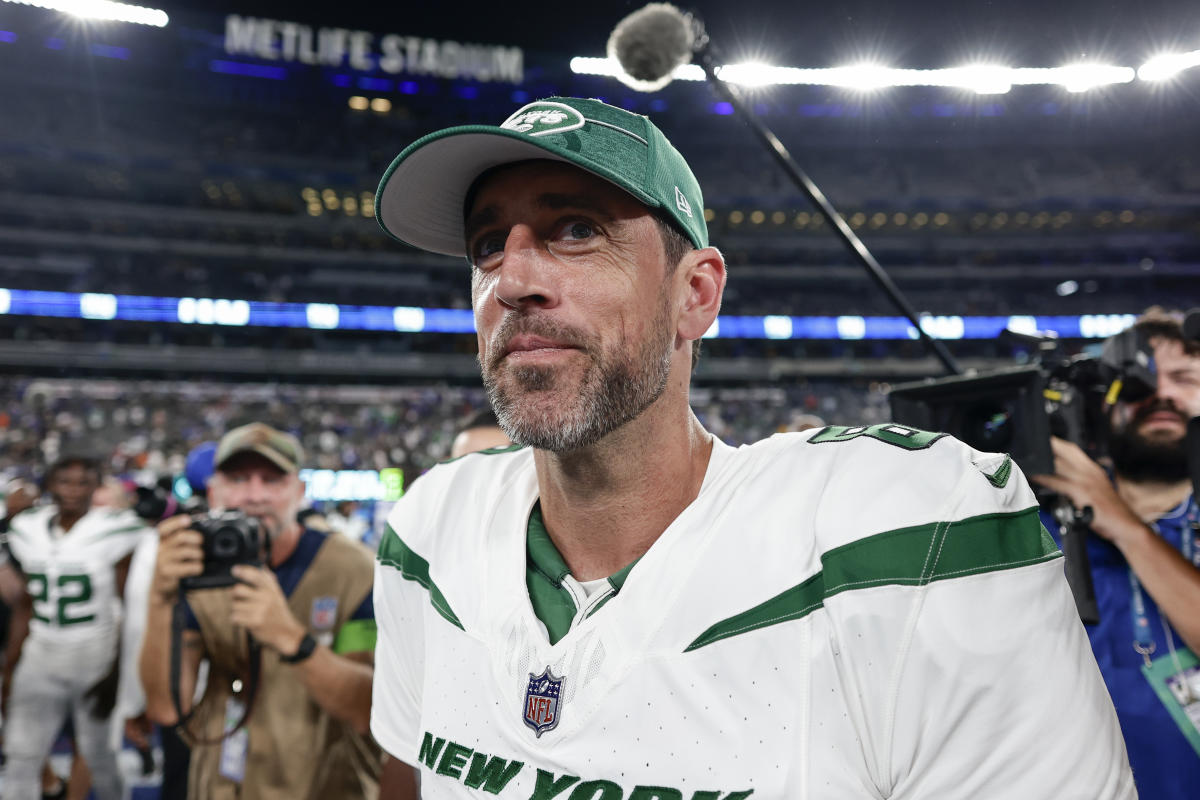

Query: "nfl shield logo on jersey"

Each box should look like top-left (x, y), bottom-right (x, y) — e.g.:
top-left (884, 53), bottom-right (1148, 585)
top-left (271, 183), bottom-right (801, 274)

top-left (523, 667), bottom-right (564, 737)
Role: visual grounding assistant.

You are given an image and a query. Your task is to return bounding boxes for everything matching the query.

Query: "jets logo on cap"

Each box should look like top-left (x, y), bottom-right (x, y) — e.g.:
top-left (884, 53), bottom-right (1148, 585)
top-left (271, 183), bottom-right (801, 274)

top-left (500, 101), bottom-right (586, 137)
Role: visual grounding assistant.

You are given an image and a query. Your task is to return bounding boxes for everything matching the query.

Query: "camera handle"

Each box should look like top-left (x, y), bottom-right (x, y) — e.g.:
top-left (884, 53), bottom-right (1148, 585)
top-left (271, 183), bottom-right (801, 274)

top-left (1053, 499), bottom-right (1101, 625)
top-left (169, 594), bottom-right (262, 744)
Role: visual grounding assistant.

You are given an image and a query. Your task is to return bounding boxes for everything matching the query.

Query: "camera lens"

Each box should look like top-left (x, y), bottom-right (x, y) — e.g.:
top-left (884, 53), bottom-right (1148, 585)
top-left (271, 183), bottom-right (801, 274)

top-left (959, 403), bottom-right (1015, 452)
top-left (211, 526), bottom-right (243, 560)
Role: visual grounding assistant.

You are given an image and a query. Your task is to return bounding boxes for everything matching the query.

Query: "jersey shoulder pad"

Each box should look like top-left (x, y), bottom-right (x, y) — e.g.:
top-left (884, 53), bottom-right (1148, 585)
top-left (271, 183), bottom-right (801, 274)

top-left (794, 423), bottom-right (1038, 552)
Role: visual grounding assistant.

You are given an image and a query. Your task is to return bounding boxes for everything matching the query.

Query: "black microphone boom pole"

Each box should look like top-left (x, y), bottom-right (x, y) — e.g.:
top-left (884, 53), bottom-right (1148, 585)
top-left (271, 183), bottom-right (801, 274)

top-left (608, 4), bottom-right (962, 376)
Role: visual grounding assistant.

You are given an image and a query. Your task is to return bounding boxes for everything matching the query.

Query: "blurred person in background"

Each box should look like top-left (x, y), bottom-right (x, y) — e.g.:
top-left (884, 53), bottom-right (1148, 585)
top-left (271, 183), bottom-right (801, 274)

top-left (1, 457), bottom-right (148, 800)
top-left (1032, 311), bottom-right (1200, 798)
top-left (139, 423), bottom-right (380, 799)
top-left (119, 441), bottom-right (217, 800)
top-left (449, 408), bottom-right (511, 459)
top-left (326, 501), bottom-right (368, 544)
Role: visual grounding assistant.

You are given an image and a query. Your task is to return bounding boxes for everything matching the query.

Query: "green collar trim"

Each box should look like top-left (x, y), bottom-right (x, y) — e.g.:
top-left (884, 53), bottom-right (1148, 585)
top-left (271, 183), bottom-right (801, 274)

top-left (527, 503), bottom-right (571, 584)
top-left (525, 502), bottom-right (642, 644)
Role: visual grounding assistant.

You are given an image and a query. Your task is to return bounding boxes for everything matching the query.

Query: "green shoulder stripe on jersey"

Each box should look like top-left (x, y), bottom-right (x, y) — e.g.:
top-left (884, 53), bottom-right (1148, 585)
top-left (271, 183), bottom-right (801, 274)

top-left (103, 524), bottom-right (145, 538)
top-left (685, 506), bottom-right (1059, 652)
top-left (377, 525), bottom-right (464, 630)
top-left (980, 454), bottom-right (1014, 488)
top-left (333, 618), bottom-right (378, 654)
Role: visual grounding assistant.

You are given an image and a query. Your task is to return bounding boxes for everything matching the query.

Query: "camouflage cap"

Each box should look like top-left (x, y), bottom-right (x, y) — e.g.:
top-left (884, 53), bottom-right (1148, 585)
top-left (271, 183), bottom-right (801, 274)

top-left (215, 423), bottom-right (304, 474)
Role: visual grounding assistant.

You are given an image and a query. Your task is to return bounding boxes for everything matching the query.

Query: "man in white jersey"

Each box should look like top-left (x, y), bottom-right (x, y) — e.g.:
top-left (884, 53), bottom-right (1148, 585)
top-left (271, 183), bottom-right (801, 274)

top-left (2, 457), bottom-right (147, 800)
top-left (369, 97), bottom-right (1136, 799)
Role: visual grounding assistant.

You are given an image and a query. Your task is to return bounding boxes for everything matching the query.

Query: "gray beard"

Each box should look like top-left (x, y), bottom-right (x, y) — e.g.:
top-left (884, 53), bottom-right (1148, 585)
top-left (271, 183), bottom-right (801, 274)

top-left (482, 308), bottom-right (673, 454)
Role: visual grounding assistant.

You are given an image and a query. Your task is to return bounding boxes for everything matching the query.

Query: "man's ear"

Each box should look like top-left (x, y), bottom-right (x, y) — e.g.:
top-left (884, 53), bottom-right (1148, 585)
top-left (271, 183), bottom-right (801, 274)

top-left (676, 246), bottom-right (726, 343)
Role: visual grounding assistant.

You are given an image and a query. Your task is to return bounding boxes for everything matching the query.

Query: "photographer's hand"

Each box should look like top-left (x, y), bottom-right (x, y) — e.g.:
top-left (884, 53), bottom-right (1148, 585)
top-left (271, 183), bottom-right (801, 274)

top-left (152, 515), bottom-right (205, 604)
top-left (229, 565), bottom-right (306, 656)
top-left (1030, 436), bottom-right (1148, 545)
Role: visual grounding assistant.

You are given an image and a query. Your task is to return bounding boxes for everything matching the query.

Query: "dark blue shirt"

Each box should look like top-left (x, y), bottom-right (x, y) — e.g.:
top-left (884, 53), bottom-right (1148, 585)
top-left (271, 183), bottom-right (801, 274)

top-left (1042, 497), bottom-right (1200, 799)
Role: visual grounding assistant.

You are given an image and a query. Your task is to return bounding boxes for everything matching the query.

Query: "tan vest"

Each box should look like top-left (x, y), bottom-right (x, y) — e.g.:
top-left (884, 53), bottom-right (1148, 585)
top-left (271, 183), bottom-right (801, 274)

top-left (183, 531), bottom-right (381, 800)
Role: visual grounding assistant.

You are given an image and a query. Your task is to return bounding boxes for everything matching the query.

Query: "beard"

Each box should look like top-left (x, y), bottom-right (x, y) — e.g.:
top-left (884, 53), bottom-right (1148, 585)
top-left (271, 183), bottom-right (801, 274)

top-left (1108, 400), bottom-right (1190, 484)
top-left (481, 292), bottom-right (674, 454)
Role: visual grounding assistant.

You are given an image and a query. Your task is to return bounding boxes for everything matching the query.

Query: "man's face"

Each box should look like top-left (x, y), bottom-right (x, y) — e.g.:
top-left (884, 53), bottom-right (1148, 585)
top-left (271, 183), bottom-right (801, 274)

top-left (209, 453), bottom-right (304, 539)
top-left (466, 161), bottom-right (681, 452)
top-left (1109, 338), bottom-right (1200, 482)
top-left (48, 465), bottom-right (97, 518)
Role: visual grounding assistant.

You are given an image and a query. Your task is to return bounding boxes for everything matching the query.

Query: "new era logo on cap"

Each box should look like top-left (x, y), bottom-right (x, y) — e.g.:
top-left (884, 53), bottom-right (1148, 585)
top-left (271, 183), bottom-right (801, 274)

top-left (500, 101), bottom-right (586, 138)
top-left (674, 186), bottom-right (693, 219)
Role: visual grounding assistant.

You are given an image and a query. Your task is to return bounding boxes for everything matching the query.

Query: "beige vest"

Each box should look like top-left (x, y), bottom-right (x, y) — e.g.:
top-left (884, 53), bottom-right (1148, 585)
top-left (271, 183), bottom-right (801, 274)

top-left (183, 532), bottom-right (381, 800)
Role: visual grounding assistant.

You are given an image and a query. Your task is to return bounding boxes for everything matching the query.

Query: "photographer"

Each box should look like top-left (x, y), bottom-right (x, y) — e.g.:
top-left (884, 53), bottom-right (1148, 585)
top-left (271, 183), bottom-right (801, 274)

top-left (1032, 312), bottom-right (1200, 799)
top-left (139, 423), bottom-right (381, 799)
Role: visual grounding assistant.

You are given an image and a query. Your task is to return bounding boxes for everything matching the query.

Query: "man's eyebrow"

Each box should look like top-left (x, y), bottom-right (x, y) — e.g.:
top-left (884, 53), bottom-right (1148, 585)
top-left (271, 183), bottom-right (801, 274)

top-left (464, 205), bottom-right (499, 248)
top-left (464, 192), bottom-right (617, 247)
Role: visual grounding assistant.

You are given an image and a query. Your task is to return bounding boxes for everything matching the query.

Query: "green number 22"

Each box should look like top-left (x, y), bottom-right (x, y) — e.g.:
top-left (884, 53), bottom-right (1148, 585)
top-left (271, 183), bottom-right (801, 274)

top-left (25, 573), bottom-right (95, 626)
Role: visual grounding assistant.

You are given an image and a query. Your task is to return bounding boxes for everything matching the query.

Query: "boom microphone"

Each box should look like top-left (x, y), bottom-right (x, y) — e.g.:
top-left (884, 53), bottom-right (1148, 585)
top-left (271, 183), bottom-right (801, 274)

top-left (606, 3), bottom-right (697, 91)
top-left (1182, 308), bottom-right (1200, 343)
top-left (605, 4), bottom-right (962, 375)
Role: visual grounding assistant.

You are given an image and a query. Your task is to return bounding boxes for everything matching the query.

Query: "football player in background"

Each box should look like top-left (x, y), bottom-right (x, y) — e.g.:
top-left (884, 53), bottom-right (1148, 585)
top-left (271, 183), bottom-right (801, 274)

top-left (1, 457), bottom-right (148, 800)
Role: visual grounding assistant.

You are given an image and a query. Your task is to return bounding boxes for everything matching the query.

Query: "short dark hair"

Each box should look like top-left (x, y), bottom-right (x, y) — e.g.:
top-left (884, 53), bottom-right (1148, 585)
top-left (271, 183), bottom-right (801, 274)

top-left (45, 456), bottom-right (102, 486)
top-left (653, 213), bottom-right (704, 370)
top-left (1133, 307), bottom-right (1200, 357)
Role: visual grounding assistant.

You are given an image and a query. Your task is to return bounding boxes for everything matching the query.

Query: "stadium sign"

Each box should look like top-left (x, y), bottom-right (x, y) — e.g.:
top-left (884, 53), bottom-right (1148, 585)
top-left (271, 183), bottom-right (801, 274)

top-left (224, 15), bottom-right (524, 83)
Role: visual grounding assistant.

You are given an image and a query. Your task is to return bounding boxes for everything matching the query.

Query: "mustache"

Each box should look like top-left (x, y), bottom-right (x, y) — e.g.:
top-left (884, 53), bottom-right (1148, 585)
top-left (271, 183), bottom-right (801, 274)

top-left (1132, 398), bottom-right (1187, 427)
top-left (487, 314), bottom-right (590, 369)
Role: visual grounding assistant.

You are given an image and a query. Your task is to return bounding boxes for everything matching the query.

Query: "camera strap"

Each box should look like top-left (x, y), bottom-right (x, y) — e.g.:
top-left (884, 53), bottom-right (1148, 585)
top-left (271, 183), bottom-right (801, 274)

top-left (170, 595), bottom-right (262, 744)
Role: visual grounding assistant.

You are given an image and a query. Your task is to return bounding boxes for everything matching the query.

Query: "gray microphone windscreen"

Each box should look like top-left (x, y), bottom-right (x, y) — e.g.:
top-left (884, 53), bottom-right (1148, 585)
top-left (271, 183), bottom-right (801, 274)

top-left (607, 3), bottom-right (695, 92)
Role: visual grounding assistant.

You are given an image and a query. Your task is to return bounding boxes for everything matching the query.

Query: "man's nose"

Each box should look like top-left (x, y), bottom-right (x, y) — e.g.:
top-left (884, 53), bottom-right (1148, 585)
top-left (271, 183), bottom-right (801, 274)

top-left (492, 225), bottom-right (559, 310)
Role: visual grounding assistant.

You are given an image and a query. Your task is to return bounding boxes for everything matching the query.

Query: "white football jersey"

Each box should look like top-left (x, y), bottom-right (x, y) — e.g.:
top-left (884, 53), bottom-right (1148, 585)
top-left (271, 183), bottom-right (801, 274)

top-left (372, 427), bottom-right (1135, 799)
top-left (7, 506), bottom-right (147, 654)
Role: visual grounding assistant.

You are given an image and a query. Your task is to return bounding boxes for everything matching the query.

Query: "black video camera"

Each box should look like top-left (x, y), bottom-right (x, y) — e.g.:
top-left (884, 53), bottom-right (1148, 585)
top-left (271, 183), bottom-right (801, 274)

top-left (888, 326), bottom-right (1157, 476)
top-left (181, 509), bottom-right (262, 590)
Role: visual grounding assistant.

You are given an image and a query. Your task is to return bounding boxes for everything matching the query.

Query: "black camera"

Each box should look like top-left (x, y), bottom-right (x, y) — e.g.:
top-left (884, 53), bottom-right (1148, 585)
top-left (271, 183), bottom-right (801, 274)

top-left (889, 326), bottom-right (1157, 476)
top-left (181, 509), bottom-right (262, 590)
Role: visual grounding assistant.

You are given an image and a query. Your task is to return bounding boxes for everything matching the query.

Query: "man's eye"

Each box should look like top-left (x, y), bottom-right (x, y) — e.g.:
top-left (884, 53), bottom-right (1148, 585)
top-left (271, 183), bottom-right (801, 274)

top-left (558, 221), bottom-right (595, 241)
top-left (471, 234), bottom-right (506, 263)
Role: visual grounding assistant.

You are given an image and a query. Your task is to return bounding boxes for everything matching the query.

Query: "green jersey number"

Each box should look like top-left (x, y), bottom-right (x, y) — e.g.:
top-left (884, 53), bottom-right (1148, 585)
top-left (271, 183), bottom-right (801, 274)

top-left (24, 572), bottom-right (95, 627)
top-left (809, 423), bottom-right (946, 451)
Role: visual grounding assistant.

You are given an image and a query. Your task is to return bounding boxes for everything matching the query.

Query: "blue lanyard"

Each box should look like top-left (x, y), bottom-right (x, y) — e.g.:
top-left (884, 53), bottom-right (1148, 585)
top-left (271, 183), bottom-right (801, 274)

top-left (1128, 496), bottom-right (1199, 664)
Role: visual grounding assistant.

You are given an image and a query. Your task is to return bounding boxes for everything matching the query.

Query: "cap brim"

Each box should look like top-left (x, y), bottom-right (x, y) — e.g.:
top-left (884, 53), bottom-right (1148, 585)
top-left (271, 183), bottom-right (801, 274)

top-left (216, 445), bottom-right (297, 474)
top-left (375, 127), bottom-right (658, 258)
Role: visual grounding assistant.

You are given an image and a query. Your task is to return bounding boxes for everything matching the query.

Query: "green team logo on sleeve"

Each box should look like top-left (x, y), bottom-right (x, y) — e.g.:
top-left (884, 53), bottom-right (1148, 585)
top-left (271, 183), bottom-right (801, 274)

top-left (808, 423), bottom-right (945, 451)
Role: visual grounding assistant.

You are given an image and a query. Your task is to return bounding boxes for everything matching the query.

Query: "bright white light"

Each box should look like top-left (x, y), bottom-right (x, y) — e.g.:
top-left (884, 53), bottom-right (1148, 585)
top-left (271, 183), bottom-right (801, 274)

top-left (763, 315), bottom-right (793, 339)
top-left (827, 63), bottom-right (894, 91)
top-left (1054, 63), bottom-right (1136, 92)
top-left (306, 303), bottom-right (340, 330)
top-left (1056, 280), bottom-right (1079, 297)
top-left (836, 316), bottom-right (866, 340)
top-left (702, 318), bottom-right (719, 339)
top-left (945, 64), bottom-right (1013, 95)
top-left (80, 292), bottom-right (117, 320)
top-left (571, 53), bottom-right (1144, 92)
top-left (392, 306), bottom-right (425, 332)
top-left (1139, 50), bottom-right (1200, 81)
top-left (0, 289), bottom-right (9, 315)
top-left (2, 0), bottom-right (169, 27)
top-left (1006, 315), bottom-right (1040, 336)
top-left (570, 57), bottom-right (703, 82)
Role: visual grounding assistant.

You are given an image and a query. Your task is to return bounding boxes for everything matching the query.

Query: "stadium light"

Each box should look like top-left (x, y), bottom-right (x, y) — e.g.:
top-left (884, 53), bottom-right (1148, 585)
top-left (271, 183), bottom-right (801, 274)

top-left (1, 0), bottom-right (168, 27)
top-left (1139, 49), bottom-right (1200, 81)
top-left (572, 55), bottom-right (1141, 93)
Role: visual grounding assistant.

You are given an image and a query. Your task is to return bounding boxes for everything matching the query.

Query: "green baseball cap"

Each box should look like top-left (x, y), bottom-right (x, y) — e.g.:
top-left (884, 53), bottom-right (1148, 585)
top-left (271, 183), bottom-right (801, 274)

top-left (375, 96), bottom-right (708, 257)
